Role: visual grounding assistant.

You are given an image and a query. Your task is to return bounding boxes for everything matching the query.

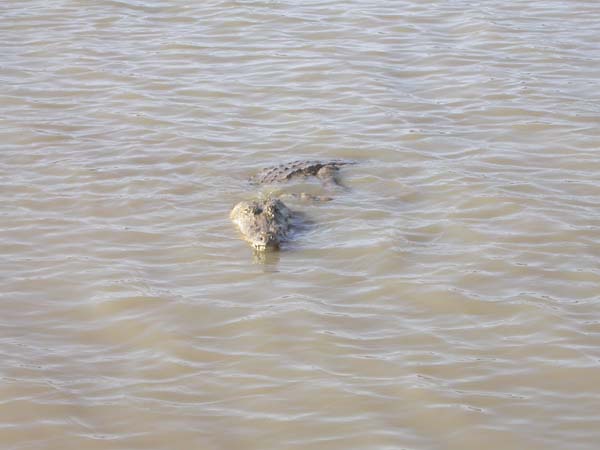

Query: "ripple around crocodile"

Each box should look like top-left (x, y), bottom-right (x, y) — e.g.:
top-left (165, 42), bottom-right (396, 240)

top-left (231, 160), bottom-right (354, 251)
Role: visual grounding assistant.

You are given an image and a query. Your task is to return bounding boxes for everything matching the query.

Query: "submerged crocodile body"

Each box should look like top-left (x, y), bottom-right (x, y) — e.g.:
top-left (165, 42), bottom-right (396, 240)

top-left (250, 160), bottom-right (353, 186)
top-left (231, 160), bottom-right (353, 251)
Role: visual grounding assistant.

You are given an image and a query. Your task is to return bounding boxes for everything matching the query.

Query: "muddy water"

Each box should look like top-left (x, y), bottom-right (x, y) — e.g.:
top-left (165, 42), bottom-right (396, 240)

top-left (2, 1), bottom-right (600, 449)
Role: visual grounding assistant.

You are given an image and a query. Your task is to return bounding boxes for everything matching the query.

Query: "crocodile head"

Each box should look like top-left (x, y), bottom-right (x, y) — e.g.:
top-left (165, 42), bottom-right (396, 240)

top-left (230, 198), bottom-right (292, 251)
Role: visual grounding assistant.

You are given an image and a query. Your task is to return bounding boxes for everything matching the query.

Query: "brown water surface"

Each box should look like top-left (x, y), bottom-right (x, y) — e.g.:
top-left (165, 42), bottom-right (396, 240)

top-left (2, 1), bottom-right (600, 449)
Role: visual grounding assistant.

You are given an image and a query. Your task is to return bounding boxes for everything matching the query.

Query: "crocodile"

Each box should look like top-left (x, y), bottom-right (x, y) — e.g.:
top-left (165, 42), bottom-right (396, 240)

top-left (231, 160), bottom-right (353, 251)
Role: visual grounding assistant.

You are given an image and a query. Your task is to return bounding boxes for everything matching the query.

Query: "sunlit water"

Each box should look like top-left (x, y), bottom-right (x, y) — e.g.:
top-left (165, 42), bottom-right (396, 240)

top-left (2, 1), bottom-right (600, 449)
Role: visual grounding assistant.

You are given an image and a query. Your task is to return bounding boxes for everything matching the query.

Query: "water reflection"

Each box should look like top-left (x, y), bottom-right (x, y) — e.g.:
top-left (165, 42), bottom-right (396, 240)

top-left (252, 247), bottom-right (281, 269)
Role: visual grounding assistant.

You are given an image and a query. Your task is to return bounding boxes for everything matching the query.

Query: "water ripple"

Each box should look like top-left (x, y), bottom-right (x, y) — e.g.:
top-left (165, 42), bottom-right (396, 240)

top-left (2, 1), bottom-right (600, 449)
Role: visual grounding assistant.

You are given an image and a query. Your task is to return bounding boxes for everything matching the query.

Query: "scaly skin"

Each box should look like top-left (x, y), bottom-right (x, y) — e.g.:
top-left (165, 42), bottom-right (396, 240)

top-left (250, 160), bottom-right (352, 186)
top-left (230, 198), bottom-right (292, 251)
